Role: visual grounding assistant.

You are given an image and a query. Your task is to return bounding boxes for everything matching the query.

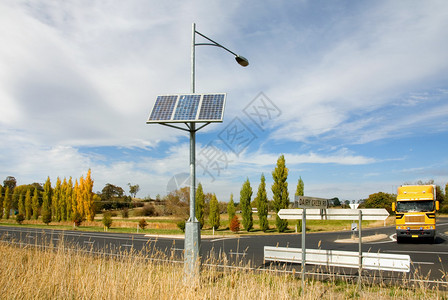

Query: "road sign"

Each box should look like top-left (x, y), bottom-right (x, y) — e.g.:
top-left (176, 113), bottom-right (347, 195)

top-left (349, 203), bottom-right (359, 209)
top-left (295, 196), bottom-right (328, 209)
top-left (277, 208), bottom-right (389, 221)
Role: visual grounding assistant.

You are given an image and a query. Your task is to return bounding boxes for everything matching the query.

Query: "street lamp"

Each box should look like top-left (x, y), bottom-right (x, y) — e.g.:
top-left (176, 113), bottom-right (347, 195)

top-left (185, 23), bottom-right (248, 277)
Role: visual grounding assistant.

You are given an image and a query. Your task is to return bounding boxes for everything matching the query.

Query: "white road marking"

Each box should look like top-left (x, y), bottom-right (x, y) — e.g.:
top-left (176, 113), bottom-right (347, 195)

top-left (229, 251), bottom-right (246, 256)
top-left (385, 250), bottom-right (448, 255)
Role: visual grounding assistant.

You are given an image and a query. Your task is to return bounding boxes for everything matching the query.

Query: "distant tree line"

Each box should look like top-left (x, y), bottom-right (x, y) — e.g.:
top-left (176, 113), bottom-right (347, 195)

top-left (0, 170), bottom-right (95, 224)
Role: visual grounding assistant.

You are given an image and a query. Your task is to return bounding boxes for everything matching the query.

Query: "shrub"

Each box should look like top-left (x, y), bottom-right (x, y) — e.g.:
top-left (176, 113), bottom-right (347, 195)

top-left (72, 212), bottom-right (83, 227)
top-left (42, 210), bottom-right (52, 225)
top-left (229, 215), bottom-right (240, 233)
top-left (142, 203), bottom-right (157, 216)
top-left (138, 219), bottom-right (148, 230)
top-left (102, 212), bottom-right (113, 229)
top-left (176, 220), bottom-right (186, 232)
top-left (16, 213), bottom-right (25, 225)
top-left (121, 208), bottom-right (129, 218)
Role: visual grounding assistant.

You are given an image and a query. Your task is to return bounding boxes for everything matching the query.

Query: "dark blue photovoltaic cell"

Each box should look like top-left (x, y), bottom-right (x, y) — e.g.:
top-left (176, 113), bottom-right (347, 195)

top-left (173, 95), bottom-right (201, 120)
top-left (198, 94), bottom-right (225, 120)
top-left (148, 95), bottom-right (177, 121)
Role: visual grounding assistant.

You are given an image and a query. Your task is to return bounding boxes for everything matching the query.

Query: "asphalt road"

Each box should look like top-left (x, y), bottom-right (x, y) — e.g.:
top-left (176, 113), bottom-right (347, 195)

top-left (1, 217), bottom-right (448, 283)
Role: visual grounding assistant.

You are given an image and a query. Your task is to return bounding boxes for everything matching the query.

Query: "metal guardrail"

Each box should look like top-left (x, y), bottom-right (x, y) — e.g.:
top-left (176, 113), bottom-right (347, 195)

top-left (264, 246), bottom-right (410, 272)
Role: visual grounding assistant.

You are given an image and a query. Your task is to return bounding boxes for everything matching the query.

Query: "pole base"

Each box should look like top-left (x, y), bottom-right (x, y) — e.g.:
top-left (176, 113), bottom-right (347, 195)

top-left (184, 220), bottom-right (201, 278)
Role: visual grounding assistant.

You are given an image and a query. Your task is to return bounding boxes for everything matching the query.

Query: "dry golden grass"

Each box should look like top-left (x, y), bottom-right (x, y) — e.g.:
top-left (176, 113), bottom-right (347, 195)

top-left (0, 241), bottom-right (447, 299)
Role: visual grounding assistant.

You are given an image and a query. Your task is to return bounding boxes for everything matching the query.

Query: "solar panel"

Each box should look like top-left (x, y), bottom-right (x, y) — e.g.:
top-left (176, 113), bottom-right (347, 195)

top-left (198, 94), bottom-right (225, 120)
top-left (148, 95), bottom-right (177, 121)
top-left (147, 93), bottom-right (226, 123)
top-left (173, 95), bottom-right (201, 121)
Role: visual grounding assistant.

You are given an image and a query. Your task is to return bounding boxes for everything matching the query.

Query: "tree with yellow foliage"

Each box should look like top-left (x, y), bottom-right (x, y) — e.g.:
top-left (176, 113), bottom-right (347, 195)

top-left (83, 169), bottom-right (95, 221)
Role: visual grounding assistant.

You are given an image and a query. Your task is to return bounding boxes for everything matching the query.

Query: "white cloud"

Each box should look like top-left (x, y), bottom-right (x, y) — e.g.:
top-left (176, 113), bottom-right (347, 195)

top-left (1, 1), bottom-right (447, 202)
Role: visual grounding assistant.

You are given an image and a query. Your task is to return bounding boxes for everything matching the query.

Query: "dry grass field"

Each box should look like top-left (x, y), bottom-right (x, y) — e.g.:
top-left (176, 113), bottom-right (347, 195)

top-left (0, 241), bottom-right (447, 299)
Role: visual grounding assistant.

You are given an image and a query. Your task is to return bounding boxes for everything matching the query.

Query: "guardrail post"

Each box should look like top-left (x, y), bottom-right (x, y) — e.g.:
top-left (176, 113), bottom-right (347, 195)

top-left (358, 209), bottom-right (362, 289)
top-left (301, 208), bottom-right (306, 290)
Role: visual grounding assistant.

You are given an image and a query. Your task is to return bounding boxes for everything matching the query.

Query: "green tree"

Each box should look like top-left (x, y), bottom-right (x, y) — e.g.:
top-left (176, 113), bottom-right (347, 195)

top-left (66, 177), bottom-right (73, 220)
top-left (0, 185), bottom-right (4, 218)
top-left (195, 183), bottom-right (205, 229)
top-left (240, 178), bottom-right (253, 232)
top-left (4, 187), bottom-right (11, 219)
top-left (272, 154), bottom-right (289, 232)
top-left (257, 174), bottom-right (269, 232)
top-left (18, 192), bottom-right (25, 216)
top-left (294, 176), bottom-right (304, 228)
top-left (102, 212), bottom-right (113, 229)
top-left (41, 177), bottom-right (52, 224)
top-left (227, 193), bottom-right (236, 223)
top-left (209, 194), bottom-right (220, 230)
top-left (364, 192), bottom-right (395, 213)
top-left (52, 177), bottom-right (62, 221)
top-left (25, 189), bottom-right (32, 220)
top-left (3, 176), bottom-right (16, 190)
top-left (60, 178), bottom-right (68, 221)
top-left (128, 183), bottom-right (140, 198)
top-left (445, 182), bottom-right (448, 203)
top-left (32, 189), bottom-right (39, 220)
top-left (295, 177), bottom-right (304, 197)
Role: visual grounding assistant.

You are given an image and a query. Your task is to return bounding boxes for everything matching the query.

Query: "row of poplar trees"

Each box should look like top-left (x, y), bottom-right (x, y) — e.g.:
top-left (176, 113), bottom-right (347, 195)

top-left (239, 154), bottom-right (302, 233)
top-left (0, 170), bottom-right (95, 224)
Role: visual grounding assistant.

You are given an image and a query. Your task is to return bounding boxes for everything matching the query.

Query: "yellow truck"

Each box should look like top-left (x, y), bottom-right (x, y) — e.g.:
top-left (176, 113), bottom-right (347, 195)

top-left (392, 185), bottom-right (439, 243)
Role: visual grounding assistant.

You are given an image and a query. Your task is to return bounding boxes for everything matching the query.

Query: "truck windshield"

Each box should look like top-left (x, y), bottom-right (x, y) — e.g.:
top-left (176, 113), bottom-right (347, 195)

top-left (396, 200), bottom-right (434, 213)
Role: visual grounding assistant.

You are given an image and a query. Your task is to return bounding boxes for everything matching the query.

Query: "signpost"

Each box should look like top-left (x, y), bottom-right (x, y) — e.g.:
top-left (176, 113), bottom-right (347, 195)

top-left (295, 196), bottom-right (329, 288)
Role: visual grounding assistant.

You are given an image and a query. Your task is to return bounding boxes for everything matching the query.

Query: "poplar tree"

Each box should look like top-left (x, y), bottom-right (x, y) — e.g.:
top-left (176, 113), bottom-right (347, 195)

top-left (41, 177), bottom-right (52, 224)
top-left (295, 177), bottom-right (304, 197)
top-left (240, 178), bottom-right (253, 232)
top-left (4, 187), bottom-right (11, 219)
top-left (295, 176), bottom-right (304, 228)
top-left (227, 193), bottom-right (236, 223)
top-left (32, 189), bottom-right (39, 220)
top-left (25, 189), bottom-right (32, 220)
top-left (18, 192), bottom-right (25, 216)
top-left (445, 183), bottom-right (448, 203)
top-left (60, 178), bottom-right (68, 221)
top-left (52, 177), bottom-right (62, 221)
top-left (83, 170), bottom-right (95, 221)
top-left (195, 183), bottom-right (205, 229)
top-left (209, 193), bottom-right (220, 230)
top-left (0, 185), bottom-right (3, 219)
top-left (72, 180), bottom-right (79, 218)
top-left (256, 174), bottom-right (269, 232)
top-left (66, 177), bottom-right (73, 220)
top-left (272, 154), bottom-right (289, 232)
top-left (76, 176), bottom-right (85, 218)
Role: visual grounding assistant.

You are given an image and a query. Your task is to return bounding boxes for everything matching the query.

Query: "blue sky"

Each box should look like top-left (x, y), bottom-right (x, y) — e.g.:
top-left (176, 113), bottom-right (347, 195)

top-left (1, 1), bottom-right (448, 202)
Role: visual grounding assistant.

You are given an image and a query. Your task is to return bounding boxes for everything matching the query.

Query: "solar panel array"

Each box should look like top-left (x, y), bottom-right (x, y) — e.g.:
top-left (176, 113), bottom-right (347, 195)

top-left (147, 93), bottom-right (226, 123)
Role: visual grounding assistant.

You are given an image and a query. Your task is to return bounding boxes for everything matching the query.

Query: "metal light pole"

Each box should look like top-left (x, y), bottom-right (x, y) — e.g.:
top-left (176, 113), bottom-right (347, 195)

top-left (184, 23), bottom-right (248, 278)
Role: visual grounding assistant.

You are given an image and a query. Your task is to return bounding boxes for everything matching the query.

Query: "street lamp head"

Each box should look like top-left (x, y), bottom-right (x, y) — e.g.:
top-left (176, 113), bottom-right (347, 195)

top-left (235, 55), bottom-right (249, 67)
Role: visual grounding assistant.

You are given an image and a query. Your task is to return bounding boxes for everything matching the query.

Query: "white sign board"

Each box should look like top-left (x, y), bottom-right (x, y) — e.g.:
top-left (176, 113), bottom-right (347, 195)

top-left (349, 203), bottom-right (359, 209)
top-left (296, 196), bottom-right (328, 209)
top-left (277, 208), bottom-right (389, 221)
